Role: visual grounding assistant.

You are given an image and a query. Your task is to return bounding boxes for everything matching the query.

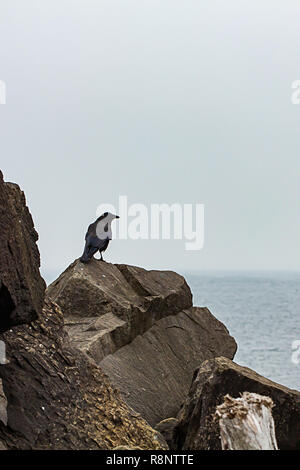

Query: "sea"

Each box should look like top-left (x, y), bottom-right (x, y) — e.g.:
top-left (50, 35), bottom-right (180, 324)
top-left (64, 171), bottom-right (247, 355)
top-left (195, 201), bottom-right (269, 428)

top-left (184, 271), bottom-right (300, 391)
top-left (44, 269), bottom-right (300, 392)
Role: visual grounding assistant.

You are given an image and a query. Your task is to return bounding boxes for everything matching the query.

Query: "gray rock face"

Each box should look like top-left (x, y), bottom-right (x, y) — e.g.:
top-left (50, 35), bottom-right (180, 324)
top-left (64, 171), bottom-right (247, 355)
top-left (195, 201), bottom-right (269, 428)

top-left (100, 307), bottom-right (237, 425)
top-left (0, 379), bottom-right (7, 426)
top-left (0, 171), bottom-right (45, 332)
top-left (173, 356), bottom-right (300, 450)
top-left (47, 260), bottom-right (237, 426)
top-left (47, 260), bottom-right (194, 361)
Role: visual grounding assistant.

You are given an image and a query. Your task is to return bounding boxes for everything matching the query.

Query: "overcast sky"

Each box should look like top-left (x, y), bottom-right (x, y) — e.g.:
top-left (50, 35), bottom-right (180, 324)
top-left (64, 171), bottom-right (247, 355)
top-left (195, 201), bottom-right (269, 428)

top-left (1, 1), bottom-right (300, 283)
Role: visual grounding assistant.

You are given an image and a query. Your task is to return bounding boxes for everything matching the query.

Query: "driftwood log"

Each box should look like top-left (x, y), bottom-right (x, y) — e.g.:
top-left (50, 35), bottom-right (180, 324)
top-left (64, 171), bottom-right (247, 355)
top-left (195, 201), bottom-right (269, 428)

top-left (215, 392), bottom-right (278, 450)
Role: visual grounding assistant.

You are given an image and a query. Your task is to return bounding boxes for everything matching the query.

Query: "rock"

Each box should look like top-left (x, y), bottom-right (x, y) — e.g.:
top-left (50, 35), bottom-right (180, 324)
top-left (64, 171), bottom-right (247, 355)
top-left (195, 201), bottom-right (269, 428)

top-left (155, 418), bottom-right (178, 449)
top-left (46, 259), bottom-right (193, 361)
top-left (47, 260), bottom-right (192, 320)
top-left (173, 356), bottom-right (300, 450)
top-left (0, 171), bottom-right (45, 332)
top-left (0, 379), bottom-right (7, 426)
top-left (47, 260), bottom-right (237, 426)
top-left (99, 307), bottom-right (236, 426)
top-left (0, 299), bottom-right (168, 450)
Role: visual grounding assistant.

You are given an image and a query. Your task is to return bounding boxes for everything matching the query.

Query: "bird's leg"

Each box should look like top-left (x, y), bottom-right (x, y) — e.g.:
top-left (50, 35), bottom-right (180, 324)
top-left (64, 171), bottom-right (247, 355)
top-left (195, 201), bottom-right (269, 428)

top-left (100, 252), bottom-right (104, 262)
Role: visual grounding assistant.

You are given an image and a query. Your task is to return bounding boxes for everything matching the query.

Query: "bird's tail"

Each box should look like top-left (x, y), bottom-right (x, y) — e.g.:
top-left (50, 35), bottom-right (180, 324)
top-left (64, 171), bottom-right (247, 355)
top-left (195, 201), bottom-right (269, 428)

top-left (80, 244), bottom-right (92, 263)
top-left (80, 244), bottom-right (98, 263)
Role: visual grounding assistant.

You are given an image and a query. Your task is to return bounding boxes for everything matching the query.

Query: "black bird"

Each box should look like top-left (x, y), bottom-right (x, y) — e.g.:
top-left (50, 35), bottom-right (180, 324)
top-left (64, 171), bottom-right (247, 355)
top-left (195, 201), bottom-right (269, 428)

top-left (80, 212), bottom-right (119, 263)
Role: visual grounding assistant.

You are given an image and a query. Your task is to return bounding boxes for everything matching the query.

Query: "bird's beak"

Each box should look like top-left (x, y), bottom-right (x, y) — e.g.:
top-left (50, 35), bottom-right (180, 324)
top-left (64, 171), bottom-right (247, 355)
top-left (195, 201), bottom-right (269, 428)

top-left (116, 215), bottom-right (120, 219)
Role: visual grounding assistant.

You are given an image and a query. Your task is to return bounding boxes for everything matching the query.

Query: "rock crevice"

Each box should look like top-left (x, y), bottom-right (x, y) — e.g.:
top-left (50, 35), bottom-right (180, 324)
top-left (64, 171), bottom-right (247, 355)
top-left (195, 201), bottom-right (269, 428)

top-left (0, 170), bottom-right (167, 450)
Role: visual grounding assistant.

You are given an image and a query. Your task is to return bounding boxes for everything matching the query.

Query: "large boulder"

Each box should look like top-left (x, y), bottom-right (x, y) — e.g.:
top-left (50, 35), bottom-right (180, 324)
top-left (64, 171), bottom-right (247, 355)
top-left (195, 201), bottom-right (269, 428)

top-left (47, 260), bottom-right (237, 426)
top-left (47, 260), bottom-right (193, 360)
top-left (173, 356), bottom-right (300, 450)
top-left (47, 261), bottom-right (192, 324)
top-left (0, 171), bottom-right (45, 332)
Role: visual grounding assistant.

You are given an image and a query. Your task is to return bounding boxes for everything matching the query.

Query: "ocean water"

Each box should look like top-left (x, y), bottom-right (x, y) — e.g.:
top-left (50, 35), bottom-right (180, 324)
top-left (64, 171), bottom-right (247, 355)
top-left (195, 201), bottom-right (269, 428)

top-left (184, 271), bottom-right (300, 391)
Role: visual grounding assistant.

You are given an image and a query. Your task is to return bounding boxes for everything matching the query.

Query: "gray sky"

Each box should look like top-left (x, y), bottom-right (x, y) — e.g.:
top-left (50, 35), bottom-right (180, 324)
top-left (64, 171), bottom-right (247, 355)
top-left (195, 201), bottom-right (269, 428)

top-left (1, 0), bottom-right (300, 282)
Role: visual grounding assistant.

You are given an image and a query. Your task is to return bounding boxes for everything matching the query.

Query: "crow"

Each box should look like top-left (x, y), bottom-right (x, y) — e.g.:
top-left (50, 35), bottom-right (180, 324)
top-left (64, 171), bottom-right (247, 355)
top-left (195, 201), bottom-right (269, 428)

top-left (80, 212), bottom-right (119, 263)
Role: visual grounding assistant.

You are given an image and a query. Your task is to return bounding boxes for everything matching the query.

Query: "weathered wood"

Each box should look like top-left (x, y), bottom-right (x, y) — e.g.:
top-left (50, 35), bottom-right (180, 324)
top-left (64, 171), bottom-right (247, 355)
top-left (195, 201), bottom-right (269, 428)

top-left (215, 392), bottom-right (278, 450)
top-left (0, 379), bottom-right (7, 426)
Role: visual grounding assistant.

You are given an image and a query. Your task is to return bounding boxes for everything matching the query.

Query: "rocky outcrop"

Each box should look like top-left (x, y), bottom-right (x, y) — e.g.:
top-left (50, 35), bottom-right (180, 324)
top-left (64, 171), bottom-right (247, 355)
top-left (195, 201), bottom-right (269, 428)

top-left (0, 299), bottom-right (167, 450)
top-left (47, 261), bottom-right (192, 331)
top-left (47, 260), bottom-right (193, 361)
top-left (0, 171), bottom-right (167, 450)
top-left (0, 171), bottom-right (45, 332)
top-left (47, 260), bottom-right (237, 426)
top-left (173, 356), bottom-right (300, 450)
